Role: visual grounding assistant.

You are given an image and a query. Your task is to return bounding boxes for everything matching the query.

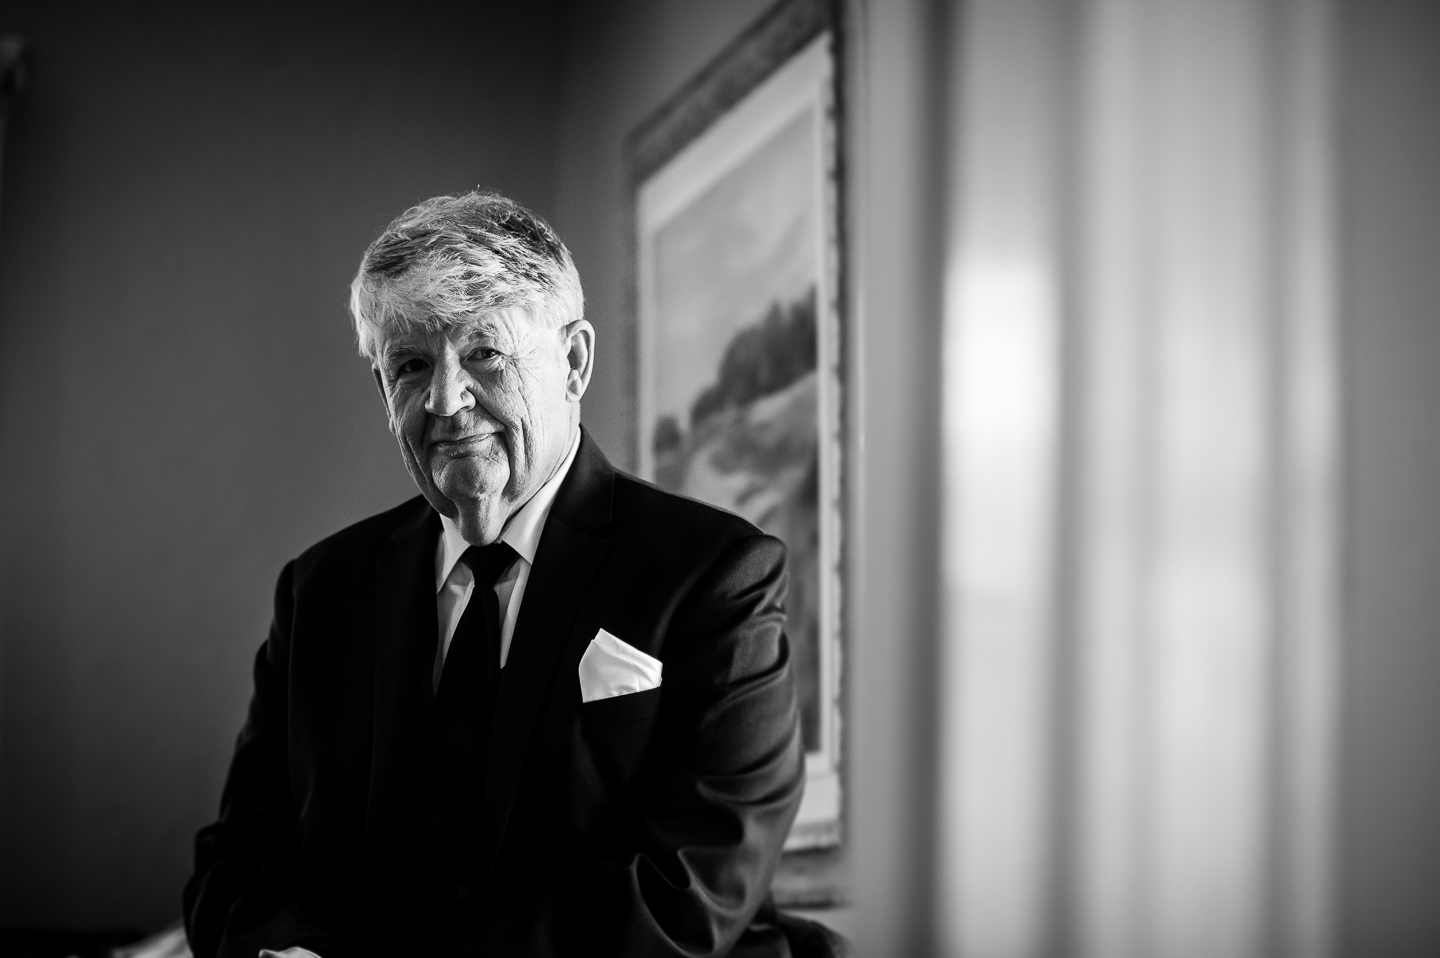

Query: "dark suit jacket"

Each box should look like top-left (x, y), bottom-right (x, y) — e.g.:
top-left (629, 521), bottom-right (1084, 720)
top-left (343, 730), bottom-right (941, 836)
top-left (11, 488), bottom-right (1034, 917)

top-left (183, 430), bottom-right (805, 958)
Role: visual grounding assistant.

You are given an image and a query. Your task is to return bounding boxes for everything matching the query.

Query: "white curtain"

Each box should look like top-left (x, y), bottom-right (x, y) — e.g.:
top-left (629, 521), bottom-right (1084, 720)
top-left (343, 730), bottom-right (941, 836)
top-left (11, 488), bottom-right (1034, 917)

top-left (937, 1), bottom-right (1340, 957)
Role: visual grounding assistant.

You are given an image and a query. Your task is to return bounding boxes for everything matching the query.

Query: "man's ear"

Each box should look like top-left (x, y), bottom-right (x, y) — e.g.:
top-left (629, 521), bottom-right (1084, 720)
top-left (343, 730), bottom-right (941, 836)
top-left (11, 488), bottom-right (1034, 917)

top-left (562, 320), bottom-right (595, 403)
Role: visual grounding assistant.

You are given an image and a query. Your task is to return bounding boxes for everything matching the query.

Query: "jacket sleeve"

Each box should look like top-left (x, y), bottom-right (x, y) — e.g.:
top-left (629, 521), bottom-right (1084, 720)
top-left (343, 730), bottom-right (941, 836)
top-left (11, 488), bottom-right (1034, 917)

top-left (470, 533), bottom-right (806, 958)
top-left (183, 560), bottom-right (340, 958)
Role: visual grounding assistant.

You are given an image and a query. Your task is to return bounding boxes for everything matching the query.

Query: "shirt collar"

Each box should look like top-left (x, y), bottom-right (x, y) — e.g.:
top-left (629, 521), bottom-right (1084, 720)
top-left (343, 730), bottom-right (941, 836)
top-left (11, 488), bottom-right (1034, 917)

top-left (435, 429), bottom-right (582, 592)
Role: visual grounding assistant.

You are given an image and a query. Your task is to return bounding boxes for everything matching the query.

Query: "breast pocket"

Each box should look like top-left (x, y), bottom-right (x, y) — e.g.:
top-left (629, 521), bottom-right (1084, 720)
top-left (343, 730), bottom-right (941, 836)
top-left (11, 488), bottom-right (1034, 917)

top-left (580, 686), bottom-right (662, 786)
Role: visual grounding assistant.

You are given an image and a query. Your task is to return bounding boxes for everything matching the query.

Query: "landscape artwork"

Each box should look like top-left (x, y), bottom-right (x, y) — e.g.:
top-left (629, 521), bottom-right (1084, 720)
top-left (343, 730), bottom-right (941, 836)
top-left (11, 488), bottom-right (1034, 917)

top-left (635, 33), bottom-right (842, 853)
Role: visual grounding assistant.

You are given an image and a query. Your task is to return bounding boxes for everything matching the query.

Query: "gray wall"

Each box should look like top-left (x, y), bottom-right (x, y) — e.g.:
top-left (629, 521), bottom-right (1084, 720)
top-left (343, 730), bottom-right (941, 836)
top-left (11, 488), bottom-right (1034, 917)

top-left (1340, 1), bottom-right (1440, 954)
top-left (0, 0), bottom-right (565, 929)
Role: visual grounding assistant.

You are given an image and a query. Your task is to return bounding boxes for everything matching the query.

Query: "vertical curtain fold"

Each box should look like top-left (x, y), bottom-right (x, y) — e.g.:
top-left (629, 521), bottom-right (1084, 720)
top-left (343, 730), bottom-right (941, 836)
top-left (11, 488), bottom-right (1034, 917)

top-left (938, 2), bottom-right (1339, 957)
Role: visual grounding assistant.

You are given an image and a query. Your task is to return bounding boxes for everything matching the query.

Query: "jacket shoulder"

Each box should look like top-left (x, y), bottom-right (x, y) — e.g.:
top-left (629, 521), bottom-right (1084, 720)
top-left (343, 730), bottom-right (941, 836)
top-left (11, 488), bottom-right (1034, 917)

top-left (609, 470), bottom-right (776, 559)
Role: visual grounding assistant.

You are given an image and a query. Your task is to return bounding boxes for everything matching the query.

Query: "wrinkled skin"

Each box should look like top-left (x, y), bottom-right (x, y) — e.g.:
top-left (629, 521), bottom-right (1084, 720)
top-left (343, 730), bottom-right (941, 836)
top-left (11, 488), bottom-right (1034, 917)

top-left (372, 308), bottom-right (595, 545)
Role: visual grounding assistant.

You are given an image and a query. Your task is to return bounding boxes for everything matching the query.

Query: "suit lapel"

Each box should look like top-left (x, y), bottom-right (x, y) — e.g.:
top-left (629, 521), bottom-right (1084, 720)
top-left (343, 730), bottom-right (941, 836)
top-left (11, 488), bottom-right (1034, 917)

top-left (478, 428), bottom-right (614, 890)
top-left (364, 498), bottom-right (442, 881)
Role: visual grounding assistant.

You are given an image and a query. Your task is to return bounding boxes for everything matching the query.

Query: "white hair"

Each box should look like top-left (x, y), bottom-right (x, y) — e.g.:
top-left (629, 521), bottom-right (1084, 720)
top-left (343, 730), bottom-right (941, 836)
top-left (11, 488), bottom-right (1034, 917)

top-left (348, 189), bottom-right (584, 362)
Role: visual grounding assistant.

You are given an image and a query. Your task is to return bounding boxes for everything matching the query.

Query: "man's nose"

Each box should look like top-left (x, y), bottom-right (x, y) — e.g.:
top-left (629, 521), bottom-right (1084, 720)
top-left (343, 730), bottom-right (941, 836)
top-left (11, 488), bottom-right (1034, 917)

top-left (424, 355), bottom-right (475, 417)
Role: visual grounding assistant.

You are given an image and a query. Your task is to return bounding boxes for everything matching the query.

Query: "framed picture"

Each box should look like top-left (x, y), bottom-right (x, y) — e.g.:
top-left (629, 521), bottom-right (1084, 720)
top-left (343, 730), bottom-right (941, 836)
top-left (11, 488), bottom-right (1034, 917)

top-left (627, 0), bottom-right (846, 904)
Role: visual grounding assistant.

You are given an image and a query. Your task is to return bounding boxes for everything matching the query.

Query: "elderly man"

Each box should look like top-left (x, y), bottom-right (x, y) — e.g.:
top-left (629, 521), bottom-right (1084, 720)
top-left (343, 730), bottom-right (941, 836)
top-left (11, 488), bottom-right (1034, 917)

top-left (183, 191), bottom-right (804, 958)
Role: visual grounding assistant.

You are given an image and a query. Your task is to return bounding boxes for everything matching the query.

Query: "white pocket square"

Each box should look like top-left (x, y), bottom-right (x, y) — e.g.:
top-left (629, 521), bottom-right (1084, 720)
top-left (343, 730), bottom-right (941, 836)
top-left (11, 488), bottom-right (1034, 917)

top-left (578, 629), bottom-right (663, 703)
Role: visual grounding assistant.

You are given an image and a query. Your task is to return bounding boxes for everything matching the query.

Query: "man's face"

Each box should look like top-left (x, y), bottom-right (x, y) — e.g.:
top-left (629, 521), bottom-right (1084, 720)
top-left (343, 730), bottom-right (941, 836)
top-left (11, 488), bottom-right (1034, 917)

top-left (373, 309), bottom-right (584, 545)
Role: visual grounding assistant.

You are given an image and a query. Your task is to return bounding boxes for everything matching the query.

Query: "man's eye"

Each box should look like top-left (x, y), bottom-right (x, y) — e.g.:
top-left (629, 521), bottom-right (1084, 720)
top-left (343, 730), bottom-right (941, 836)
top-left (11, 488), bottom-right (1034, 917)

top-left (469, 347), bottom-right (500, 362)
top-left (395, 358), bottom-right (427, 376)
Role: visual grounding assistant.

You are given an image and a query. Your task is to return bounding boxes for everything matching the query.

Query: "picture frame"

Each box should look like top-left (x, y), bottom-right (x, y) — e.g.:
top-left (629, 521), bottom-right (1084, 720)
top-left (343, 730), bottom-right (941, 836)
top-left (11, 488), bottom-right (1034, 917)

top-left (626, 0), bottom-right (847, 906)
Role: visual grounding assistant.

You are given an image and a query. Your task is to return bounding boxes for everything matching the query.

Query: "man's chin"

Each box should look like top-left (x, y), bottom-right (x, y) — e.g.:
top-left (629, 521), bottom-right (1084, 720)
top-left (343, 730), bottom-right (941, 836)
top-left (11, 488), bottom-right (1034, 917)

top-left (432, 456), bottom-right (506, 499)
top-left (424, 463), bottom-right (503, 540)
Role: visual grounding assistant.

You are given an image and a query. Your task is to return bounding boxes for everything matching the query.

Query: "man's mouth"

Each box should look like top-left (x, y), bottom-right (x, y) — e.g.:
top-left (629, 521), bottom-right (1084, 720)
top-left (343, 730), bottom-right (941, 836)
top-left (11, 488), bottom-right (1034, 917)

top-left (429, 432), bottom-right (503, 457)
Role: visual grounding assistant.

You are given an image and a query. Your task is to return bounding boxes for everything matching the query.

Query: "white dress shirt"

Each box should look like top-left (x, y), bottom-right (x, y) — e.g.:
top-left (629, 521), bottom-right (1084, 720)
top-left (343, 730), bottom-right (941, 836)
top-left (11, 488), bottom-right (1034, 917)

top-left (432, 430), bottom-right (581, 688)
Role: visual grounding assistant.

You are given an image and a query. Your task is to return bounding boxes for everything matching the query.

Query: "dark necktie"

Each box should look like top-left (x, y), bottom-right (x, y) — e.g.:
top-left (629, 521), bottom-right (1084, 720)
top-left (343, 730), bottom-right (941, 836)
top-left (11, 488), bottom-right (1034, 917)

top-left (436, 541), bottom-right (517, 727)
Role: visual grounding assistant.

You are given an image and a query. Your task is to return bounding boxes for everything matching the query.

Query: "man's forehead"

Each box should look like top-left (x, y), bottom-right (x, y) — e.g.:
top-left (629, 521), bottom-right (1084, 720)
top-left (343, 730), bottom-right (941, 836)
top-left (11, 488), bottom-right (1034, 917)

top-left (380, 308), bottom-right (549, 351)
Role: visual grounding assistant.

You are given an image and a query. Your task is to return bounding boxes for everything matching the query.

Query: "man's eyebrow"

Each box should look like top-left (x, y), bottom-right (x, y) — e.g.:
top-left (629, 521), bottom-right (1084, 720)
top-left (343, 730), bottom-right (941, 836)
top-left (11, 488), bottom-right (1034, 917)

top-left (378, 341), bottom-right (423, 363)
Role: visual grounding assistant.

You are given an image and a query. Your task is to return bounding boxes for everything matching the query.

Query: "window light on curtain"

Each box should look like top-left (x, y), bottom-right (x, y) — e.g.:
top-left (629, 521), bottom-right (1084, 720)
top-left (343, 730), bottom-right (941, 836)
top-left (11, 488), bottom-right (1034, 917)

top-left (938, 1), bottom-right (1340, 958)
